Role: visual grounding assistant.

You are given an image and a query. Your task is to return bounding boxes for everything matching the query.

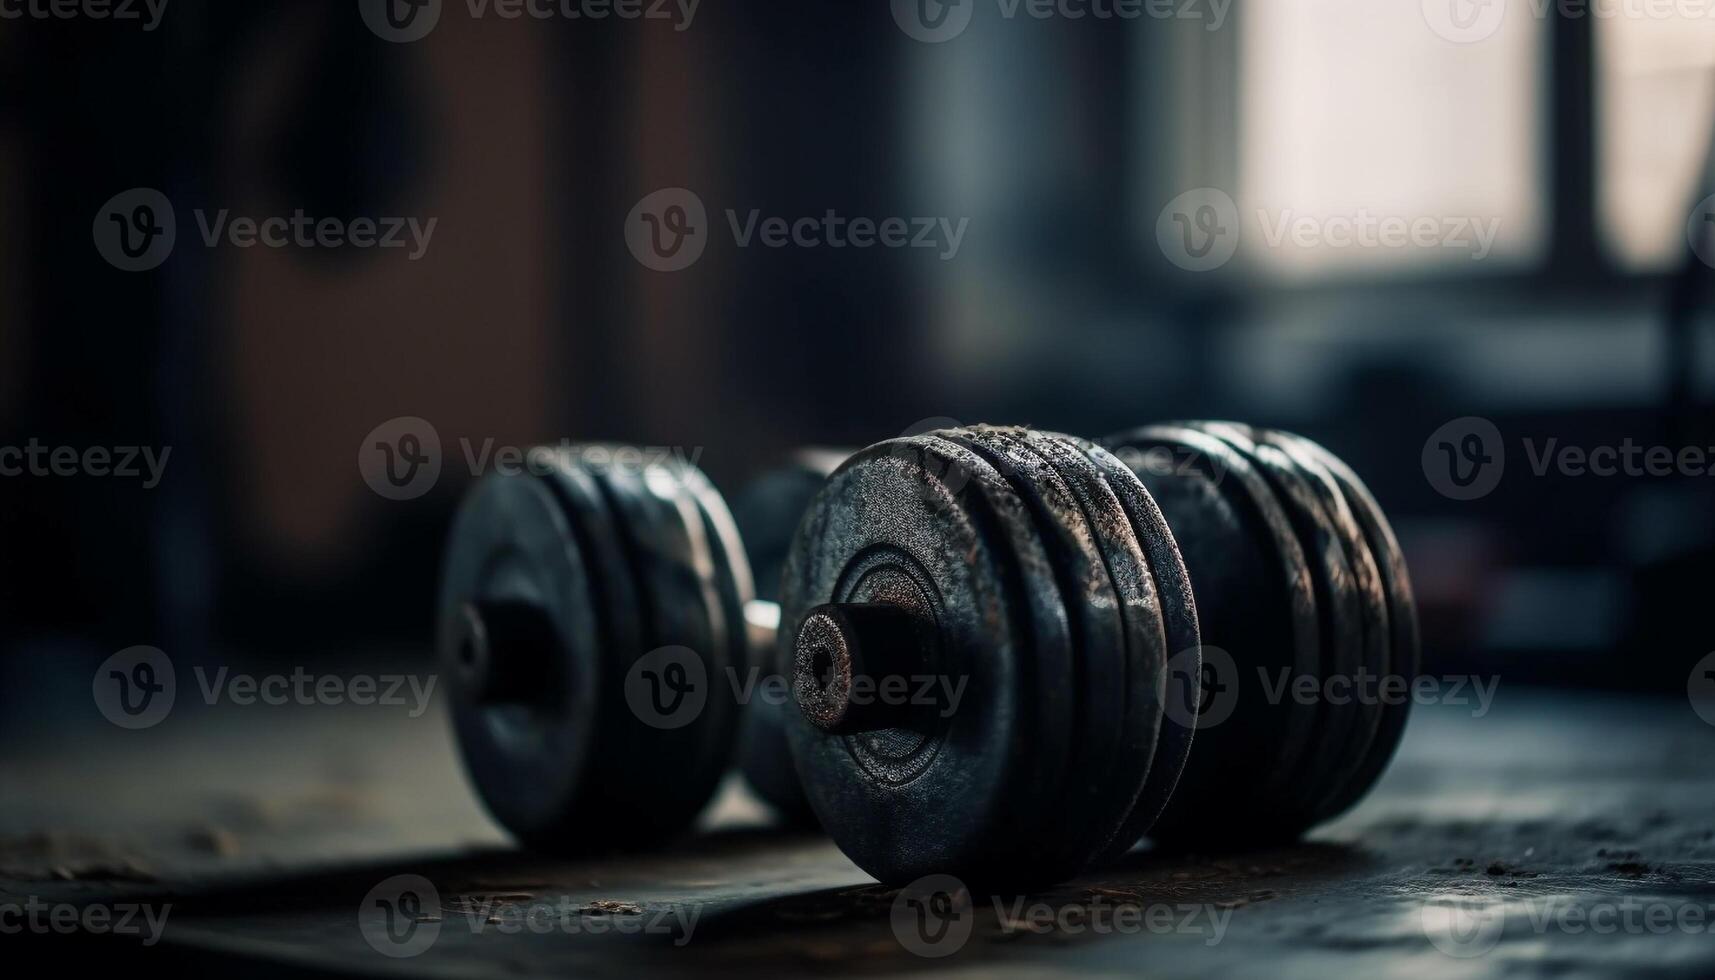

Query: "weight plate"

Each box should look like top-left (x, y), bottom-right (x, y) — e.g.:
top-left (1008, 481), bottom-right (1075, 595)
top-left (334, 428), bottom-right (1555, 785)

top-left (1016, 428), bottom-right (1169, 863)
top-left (438, 470), bottom-right (602, 847)
top-left (1292, 435), bottom-right (1421, 819)
top-left (589, 455), bottom-right (734, 841)
top-left (1073, 436), bottom-right (1201, 860)
top-left (941, 426), bottom-right (1135, 877)
top-left (1258, 430), bottom-right (1390, 821)
top-left (780, 433), bottom-right (1076, 885)
top-left (673, 460), bottom-right (763, 812)
top-left (1104, 425), bottom-right (1319, 843)
top-left (731, 451), bottom-right (848, 826)
top-left (1192, 422), bottom-right (1362, 831)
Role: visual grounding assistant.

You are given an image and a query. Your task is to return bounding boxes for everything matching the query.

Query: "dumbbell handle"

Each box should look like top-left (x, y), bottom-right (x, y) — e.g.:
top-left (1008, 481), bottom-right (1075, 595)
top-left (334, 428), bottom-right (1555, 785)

top-left (746, 600), bottom-right (936, 736)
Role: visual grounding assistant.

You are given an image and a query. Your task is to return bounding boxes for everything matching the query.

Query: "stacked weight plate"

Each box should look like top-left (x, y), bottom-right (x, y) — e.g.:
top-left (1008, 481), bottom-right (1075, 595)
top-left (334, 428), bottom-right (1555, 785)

top-left (437, 448), bottom-right (751, 851)
top-left (780, 423), bottom-right (1418, 885)
top-left (1103, 422), bottom-right (1418, 842)
top-left (780, 426), bottom-right (1200, 885)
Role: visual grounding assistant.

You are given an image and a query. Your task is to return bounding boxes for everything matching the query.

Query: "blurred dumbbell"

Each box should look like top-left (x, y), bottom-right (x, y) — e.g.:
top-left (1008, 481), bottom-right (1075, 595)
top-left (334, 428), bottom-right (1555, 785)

top-left (436, 446), bottom-right (840, 850)
top-left (777, 423), bottom-right (1419, 886)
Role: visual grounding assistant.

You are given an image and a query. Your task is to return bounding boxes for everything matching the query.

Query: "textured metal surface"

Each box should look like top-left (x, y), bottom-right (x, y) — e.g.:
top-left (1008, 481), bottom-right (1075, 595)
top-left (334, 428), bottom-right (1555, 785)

top-left (1258, 428), bottom-right (1391, 821)
top-left (1072, 436), bottom-right (1202, 862)
top-left (1106, 425), bottom-right (1322, 843)
top-left (939, 426), bottom-right (1135, 881)
top-left (781, 435), bottom-right (1075, 884)
top-left (786, 424), bottom-right (1421, 883)
top-left (1292, 432), bottom-right (1421, 820)
top-left (1017, 428), bottom-right (1169, 864)
top-left (1195, 422), bottom-right (1364, 828)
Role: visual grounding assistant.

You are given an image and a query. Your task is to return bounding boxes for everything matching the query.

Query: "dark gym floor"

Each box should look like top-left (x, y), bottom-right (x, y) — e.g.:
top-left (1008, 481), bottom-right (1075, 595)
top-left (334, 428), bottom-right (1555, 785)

top-left (6, 684), bottom-right (1713, 978)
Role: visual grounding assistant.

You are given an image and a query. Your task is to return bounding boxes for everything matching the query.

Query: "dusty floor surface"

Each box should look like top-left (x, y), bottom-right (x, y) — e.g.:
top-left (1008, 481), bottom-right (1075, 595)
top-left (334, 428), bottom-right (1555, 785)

top-left (3, 686), bottom-right (1713, 978)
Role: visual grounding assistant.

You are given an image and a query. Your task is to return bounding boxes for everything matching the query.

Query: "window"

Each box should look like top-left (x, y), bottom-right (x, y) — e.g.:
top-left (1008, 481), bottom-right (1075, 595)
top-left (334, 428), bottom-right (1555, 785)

top-left (1239, 0), bottom-right (1545, 278)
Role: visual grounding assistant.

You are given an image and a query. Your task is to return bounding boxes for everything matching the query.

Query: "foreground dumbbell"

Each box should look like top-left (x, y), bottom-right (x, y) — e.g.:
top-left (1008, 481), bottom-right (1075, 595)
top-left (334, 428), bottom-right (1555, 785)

top-left (777, 423), bottom-right (1418, 885)
top-left (437, 447), bottom-right (824, 849)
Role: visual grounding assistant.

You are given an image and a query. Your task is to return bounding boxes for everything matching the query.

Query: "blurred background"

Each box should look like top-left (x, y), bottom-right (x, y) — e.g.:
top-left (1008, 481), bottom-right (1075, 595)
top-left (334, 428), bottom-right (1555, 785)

top-left (1, 0), bottom-right (1713, 737)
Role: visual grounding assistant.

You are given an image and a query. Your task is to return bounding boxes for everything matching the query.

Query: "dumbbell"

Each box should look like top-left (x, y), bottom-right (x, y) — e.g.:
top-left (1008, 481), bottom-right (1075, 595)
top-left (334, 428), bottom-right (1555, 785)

top-left (776, 423), bottom-right (1419, 886)
top-left (435, 445), bottom-right (837, 850)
